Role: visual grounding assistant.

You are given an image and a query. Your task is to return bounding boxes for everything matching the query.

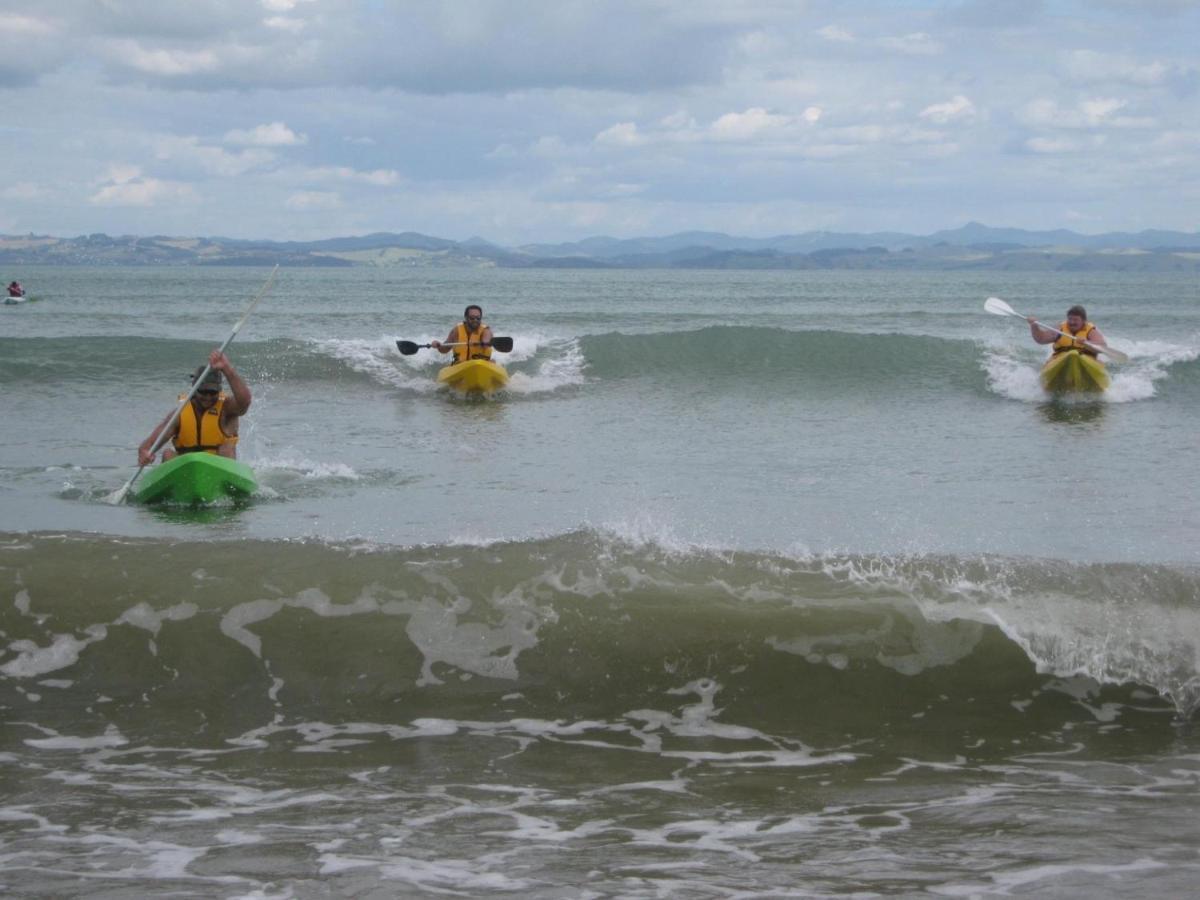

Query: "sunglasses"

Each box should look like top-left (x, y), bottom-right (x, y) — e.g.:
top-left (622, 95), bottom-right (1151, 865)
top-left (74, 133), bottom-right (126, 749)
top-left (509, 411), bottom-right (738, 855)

top-left (197, 388), bottom-right (219, 397)
top-left (465, 315), bottom-right (482, 321)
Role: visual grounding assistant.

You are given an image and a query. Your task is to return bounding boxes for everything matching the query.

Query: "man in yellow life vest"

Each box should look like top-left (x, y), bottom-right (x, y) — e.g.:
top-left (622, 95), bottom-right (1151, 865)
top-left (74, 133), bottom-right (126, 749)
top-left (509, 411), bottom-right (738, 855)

top-left (429, 304), bottom-right (494, 362)
top-left (1028, 304), bottom-right (1108, 356)
top-left (137, 349), bottom-right (252, 465)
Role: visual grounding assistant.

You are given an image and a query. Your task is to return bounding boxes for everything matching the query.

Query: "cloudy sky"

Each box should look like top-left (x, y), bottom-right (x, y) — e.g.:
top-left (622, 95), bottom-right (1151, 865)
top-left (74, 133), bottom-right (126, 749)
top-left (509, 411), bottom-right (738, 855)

top-left (1, 0), bottom-right (1197, 243)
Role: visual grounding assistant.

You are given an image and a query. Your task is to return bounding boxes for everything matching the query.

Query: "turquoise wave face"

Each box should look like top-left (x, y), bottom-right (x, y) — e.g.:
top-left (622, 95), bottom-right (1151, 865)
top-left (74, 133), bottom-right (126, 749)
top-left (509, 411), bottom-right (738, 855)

top-left (2, 531), bottom-right (1196, 736)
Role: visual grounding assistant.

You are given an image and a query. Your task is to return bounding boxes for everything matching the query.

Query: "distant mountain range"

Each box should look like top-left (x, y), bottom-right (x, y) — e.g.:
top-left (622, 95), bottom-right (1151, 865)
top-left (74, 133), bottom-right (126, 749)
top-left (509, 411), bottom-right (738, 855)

top-left (2, 222), bottom-right (1199, 271)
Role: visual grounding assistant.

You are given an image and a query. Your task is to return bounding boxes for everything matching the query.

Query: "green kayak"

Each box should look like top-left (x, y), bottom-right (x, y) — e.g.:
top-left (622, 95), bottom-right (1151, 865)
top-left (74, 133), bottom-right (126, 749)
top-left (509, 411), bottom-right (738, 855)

top-left (134, 453), bottom-right (257, 505)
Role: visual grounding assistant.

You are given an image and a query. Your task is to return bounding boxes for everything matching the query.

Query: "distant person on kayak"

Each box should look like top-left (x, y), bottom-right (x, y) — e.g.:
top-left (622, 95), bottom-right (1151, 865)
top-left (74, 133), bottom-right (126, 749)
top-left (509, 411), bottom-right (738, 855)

top-left (430, 304), bottom-right (494, 362)
top-left (7, 281), bottom-right (23, 297)
top-left (137, 349), bottom-right (252, 465)
top-left (1028, 305), bottom-right (1108, 356)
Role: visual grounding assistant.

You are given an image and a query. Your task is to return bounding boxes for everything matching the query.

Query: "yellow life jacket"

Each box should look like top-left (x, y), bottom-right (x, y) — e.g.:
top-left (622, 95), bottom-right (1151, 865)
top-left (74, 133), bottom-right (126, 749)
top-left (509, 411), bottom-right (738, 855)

top-left (1052, 320), bottom-right (1098, 357)
top-left (174, 395), bottom-right (236, 454)
top-left (452, 321), bottom-right (492, 363)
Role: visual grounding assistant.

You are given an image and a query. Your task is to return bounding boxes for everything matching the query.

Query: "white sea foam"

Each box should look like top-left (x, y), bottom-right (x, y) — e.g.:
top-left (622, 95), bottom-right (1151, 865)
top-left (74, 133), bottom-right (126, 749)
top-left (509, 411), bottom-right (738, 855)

top-left (252, 452), bottom-right (362, 481)
top-left (117, 601), bottom-right (199, 636)
top-left (314, 332), bottom-right (589, 396)
top-left (25, 724), bottom-right (128, 750)
top-left (312, 336), bottom-right (440, 392)
top-left (983, 334), bottom-right (1199, 403)
top-left (933, 857), bottom-right (1167, 896)
top-left (1, 625), bottom-right (109, 677)
top-left (506, 334), bottom-right (588, 394)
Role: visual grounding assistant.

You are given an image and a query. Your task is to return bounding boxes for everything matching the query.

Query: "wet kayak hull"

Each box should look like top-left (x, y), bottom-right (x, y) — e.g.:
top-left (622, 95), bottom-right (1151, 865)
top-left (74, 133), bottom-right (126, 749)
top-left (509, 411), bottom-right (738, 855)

top-left (1040, 350), bottom-right (1110, 393)
top-left (134, 453), bottom-right (257, 505)
top-left (436, 359), bottom-right (509, 394)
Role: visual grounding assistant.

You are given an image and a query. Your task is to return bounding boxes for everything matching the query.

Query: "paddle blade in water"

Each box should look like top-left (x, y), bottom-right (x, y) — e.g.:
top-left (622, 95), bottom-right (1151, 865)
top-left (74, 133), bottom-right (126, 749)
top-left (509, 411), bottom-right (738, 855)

top-left (396, 340), bottom-right (423, 355)
top-left (490, 336), bottom-right (514, 353)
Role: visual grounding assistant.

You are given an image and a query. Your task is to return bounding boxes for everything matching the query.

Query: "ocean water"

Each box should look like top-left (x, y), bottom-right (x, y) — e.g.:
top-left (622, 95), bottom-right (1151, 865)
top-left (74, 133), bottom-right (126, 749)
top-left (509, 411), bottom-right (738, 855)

top-left (1, 266), bottom-right (1198, 897)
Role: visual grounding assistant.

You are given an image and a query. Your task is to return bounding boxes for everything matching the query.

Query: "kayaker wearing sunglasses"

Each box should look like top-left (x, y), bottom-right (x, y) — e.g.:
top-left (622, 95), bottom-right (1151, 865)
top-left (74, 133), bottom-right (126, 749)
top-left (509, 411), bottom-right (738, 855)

top-left (1027, 304), bottom-right (1108, 356)
top-left (137, 349), bottom-right (252, 465)
top-left (430, 304), bottom-right (495, 362)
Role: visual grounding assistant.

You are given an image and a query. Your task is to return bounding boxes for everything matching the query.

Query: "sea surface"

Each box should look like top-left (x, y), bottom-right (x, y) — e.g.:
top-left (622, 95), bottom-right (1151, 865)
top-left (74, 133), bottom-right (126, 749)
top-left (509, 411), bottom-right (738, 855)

top-left (1, 266), bottom-right (1198, 897)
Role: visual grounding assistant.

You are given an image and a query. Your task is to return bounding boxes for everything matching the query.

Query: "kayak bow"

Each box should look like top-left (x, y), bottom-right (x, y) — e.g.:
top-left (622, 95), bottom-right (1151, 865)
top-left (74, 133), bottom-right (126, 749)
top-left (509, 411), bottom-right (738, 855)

top-left (1040, 350), bottom-right (1110, 393)
top-left (436, 358), bottom-right (509, 395)
top-left (134, 453), bottom-right (257, 505)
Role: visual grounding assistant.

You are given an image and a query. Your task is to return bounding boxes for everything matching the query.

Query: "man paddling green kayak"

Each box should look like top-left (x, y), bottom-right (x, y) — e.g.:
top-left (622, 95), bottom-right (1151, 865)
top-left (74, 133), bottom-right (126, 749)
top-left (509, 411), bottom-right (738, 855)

top-left (138, 349), bottom-right (252, 465)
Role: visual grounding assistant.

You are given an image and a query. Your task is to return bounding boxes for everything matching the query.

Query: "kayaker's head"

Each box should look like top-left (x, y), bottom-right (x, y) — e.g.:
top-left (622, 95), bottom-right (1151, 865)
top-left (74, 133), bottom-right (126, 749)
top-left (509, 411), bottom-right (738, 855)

top-left (463, 305), bottom-right (483, 332)
top-left (190, 366), bottom-right (223, 406)
top-left (1066, 305), bottom-right (1087, 330)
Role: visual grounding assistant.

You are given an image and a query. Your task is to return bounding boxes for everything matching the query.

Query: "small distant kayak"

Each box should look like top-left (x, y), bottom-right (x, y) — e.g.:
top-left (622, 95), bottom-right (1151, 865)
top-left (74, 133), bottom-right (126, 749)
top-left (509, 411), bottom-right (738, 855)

top-left (4, 295), bottom-right (35, 305)
top-left (134, 453), bottom-right (257, 505)
top-left (436, 358), bottom-right (509, 395)
top-left (1041, 350), bottom-right (1110, 393)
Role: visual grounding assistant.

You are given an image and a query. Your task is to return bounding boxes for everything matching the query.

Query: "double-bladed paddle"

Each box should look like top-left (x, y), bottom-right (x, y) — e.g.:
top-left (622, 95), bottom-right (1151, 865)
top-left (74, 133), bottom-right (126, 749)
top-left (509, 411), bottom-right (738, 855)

top-left (984, 296), bottom-right (1129, 364)
top-left (108, 265), bottom-right (279, 504)
top-left (396, 336), bottom-right (513, 355)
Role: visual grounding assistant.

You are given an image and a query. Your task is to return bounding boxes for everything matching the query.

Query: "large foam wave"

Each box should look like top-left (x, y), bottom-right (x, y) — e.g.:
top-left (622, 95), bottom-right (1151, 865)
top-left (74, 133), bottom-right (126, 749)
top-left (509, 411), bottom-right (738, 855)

top-left (3, 530), bottom-right (1196, 726)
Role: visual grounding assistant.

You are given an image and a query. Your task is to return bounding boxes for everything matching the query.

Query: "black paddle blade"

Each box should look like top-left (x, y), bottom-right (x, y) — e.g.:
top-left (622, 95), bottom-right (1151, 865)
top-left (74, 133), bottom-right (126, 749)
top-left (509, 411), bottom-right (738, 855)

top-left (396, 340), bottom-right (423, 355)
top-left (490, 336), bottom-right (514, 353)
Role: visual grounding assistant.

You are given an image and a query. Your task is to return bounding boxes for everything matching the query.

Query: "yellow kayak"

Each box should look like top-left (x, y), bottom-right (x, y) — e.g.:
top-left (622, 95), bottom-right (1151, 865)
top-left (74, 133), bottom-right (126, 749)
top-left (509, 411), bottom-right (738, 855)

top-left (1040, 349), bottom-right (1110, 393)
top-left (436, 358), bottom-right (509, 395)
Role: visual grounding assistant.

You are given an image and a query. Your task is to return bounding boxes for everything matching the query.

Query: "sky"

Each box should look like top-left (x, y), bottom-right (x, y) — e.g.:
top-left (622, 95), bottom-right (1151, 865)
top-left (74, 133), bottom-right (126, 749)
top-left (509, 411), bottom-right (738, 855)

top-left (1, 0), bottom-right (1198, 244)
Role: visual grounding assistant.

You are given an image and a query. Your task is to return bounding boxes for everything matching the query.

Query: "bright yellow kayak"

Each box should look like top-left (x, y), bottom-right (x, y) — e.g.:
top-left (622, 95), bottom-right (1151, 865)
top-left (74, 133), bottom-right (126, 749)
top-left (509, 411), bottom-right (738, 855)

top-left (436, 359), bottom-right (509, 395)
top-left (1040, 349), bottom-right (1110, 393)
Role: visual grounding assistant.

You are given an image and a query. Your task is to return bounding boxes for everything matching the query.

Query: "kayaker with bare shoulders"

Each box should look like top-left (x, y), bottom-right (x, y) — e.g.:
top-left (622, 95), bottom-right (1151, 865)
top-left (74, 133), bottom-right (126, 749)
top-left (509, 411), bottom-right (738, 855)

top-left (137, 349), bottom-right (252, 465)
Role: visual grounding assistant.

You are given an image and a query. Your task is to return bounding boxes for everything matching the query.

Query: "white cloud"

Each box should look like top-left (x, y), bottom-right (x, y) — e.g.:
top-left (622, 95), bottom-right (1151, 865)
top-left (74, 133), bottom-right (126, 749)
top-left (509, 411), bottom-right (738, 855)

top-left (531, 136), bottom-right (569, 158)
top-left (90, 168), bottom-right (196, 207)
top-left (595, 122), bottom-right (643, 147)
top-left (485, 143), bottom-right (518, 160)
top-left (224, 122), bottom-right (308, 147)
top-left (1020, 96), bottom-right (1150, 129)
top-left (919, 95), bottom-right (976, 124)
top-left (111, 40), bottom-right (221, 77)
top-left (660, 111), bottom-right (696, 130)
top-left (1026, 136), bottom-right (1081, 154)
top-left (285, 191), bottom-right (341, 210)
top-left (802, 107), bottom-right (822, 123)
top-left (100, 165), bottom-right (142, 186)
top-left (306, 166), bottom-right (401, 186)
top-left (817, 25), bottom-right (854, 42)
top-left (0, 13), bottom-right (55, 35)
top-left (877, 32), bottom-right (943, 56)
top-left (711, 108), bottom-right (790, 140)
top-left (1, 182), bottom-right (43, 200)
top-left (155, 136), bottom-right (276, 177)
top-left (261, 0), bottom-right (310, 11)
top-left (1063, 49), bottom-right (1173, 87)
top-left (1080, 97), bottom-right (1126, 124)
top-left (264, 16), bottom-right (306, 33)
